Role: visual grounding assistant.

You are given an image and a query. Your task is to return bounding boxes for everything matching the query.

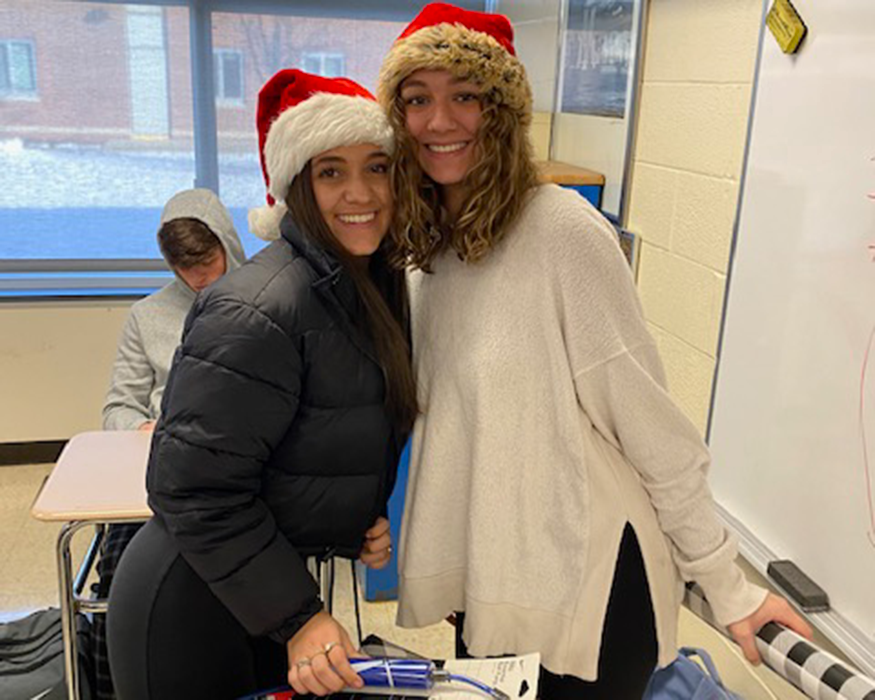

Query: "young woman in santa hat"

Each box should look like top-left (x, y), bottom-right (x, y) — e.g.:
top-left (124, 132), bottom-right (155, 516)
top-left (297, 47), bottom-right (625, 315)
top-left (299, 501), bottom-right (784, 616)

top-left (107, 69), bottom-right (416, 699)
top-left (378, 4), bottom-right (812, 697)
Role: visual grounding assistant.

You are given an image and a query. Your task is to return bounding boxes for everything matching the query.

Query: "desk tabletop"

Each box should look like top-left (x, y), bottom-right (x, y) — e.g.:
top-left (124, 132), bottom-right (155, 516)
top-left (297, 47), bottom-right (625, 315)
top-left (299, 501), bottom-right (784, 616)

top-left (31, 431), bottom-right (153, 522)
top-left (537, 160), bottom-right (606, 186)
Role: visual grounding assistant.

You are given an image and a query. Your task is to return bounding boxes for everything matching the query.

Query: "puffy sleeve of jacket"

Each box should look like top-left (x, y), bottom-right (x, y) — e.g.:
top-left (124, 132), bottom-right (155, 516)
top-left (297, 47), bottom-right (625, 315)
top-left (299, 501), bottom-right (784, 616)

top-left (549, 193), bottom-right (767, 626)
top-left (147, 291), bottom-right (320, 640)
top-left (103, 309), bottom-right (155, 431)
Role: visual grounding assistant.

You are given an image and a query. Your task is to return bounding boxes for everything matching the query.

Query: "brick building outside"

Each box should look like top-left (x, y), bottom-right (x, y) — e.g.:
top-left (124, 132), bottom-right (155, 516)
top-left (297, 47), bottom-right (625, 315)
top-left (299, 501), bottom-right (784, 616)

top-left (0, 2), bottom-right (403, 153)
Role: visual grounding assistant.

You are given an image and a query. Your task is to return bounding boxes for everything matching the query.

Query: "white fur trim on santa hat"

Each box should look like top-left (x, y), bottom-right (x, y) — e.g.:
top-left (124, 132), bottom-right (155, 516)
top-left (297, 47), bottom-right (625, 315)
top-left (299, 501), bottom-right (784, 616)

top-left (264, 93), bottom-right (394, 206)
top-left (248, 199), bottom-right (287, 241)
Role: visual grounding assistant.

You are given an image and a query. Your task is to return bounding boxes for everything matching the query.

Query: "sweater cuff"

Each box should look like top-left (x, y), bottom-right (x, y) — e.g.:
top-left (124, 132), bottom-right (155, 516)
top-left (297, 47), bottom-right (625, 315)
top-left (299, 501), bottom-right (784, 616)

top-left (267, 597), bottom-right (324, 644)
top-left (694, 562), bottom-right (768, 626)
top-left (104, 407), bottom-right (153, 432)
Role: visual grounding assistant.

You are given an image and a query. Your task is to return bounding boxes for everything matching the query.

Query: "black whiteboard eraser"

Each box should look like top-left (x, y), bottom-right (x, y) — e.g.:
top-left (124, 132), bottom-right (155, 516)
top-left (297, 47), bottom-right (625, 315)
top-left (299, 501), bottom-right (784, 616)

top-left (767, 560), bottom-right (830, 612)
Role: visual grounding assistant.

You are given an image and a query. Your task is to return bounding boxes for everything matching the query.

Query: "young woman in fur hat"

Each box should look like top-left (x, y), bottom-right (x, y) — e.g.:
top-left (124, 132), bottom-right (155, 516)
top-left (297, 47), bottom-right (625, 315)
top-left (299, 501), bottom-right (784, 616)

top-left (107, 69), bottom-right (416, 699)
top-left (378, 4), bottom-right (811, 697)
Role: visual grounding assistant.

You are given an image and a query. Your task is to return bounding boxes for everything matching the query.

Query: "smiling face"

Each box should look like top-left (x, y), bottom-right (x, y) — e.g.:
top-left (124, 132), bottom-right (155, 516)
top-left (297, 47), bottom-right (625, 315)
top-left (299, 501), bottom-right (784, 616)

top-left (399, 69), bottom-right (484, 208)
top-left (310, 143), bottom-right (392, 257)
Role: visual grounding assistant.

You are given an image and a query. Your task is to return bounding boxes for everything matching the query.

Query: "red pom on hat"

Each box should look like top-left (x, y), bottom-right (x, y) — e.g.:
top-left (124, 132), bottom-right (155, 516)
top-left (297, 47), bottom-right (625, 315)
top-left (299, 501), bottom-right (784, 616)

top-left (398, 2), bottom-right (516, 56)
top-left (249, 69), bottom-right (394, 240)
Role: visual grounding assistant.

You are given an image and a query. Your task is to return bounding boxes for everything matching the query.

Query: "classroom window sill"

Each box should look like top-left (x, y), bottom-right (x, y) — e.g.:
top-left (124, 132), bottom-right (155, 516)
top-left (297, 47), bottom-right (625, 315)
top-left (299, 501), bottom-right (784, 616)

top-left (0, 270), bottom-right (170, 300)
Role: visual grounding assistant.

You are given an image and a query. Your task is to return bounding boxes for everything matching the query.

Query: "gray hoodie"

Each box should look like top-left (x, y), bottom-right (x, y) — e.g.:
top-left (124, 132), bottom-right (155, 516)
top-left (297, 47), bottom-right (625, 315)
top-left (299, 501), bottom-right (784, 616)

top-left (102, 189), bottom-right (246, 430)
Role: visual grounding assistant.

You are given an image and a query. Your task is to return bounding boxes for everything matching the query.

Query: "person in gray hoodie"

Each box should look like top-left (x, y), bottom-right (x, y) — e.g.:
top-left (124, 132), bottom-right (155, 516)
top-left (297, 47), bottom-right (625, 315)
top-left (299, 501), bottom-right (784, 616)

top-left (94, 188), bottom-right (245, 700)
top-left (102, 188), bottom-right (246, 432)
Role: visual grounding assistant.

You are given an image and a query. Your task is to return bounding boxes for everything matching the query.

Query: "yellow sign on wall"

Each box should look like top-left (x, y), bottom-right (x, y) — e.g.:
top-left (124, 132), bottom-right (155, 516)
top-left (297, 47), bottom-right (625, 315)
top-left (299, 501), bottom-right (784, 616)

top-left (766, 0), bottom-right (807, 54)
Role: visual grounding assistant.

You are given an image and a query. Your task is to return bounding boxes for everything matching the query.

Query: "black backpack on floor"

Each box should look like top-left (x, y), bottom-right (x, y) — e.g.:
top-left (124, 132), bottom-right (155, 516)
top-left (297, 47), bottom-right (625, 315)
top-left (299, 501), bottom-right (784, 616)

top-left (0, 608), bottom-right (93, 700)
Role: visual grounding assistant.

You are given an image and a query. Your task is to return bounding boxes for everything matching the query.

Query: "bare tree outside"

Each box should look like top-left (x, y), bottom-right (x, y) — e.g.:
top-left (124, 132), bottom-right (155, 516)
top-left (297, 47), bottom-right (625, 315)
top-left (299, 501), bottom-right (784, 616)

top-left (240, 15), bottom-right (298, 85)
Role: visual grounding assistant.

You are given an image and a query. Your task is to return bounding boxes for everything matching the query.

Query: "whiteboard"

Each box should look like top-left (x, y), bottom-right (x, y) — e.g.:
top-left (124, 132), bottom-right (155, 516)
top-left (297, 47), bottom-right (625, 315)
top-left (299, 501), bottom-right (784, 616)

top-left (708, 0), bottom-right (875, 676)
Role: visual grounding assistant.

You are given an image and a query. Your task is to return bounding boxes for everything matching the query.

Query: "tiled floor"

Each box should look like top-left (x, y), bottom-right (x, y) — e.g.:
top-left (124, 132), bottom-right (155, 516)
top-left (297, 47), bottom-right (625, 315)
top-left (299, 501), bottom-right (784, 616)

top-left (1, 461), bottom-right (806, 698)
top-left (0, 462), bottom-right (72, 621)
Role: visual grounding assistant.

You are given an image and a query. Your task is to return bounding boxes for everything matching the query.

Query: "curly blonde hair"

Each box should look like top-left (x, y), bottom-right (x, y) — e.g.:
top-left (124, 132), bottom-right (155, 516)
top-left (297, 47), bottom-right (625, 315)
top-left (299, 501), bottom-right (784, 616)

top-left (380, 22), bottom-right (542, 271)
top-left (388, 93), bottom-right (541, 271)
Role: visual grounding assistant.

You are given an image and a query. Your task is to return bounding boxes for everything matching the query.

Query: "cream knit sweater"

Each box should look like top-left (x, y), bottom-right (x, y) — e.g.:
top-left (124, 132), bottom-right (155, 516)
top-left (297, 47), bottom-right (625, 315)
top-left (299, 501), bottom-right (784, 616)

top-left (397, 184), bottom-right (766, 679)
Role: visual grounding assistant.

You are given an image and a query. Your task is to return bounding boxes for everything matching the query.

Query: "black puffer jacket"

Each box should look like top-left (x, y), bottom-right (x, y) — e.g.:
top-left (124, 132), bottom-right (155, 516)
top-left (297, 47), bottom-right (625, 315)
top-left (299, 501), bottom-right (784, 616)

top-left (147, 218), bottom-right (403, 641)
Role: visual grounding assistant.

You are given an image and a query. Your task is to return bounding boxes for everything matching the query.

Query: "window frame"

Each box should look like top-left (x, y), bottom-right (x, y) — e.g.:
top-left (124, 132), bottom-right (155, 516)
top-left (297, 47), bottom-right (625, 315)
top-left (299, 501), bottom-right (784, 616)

top-left (213, 47), bottom-right (244, 104)
top-left (0, 39), bottom-right (37, 100)
top-left (0, 0), bottom-right (487, 298)
top-left (301, 50), bottom-right (346, 78)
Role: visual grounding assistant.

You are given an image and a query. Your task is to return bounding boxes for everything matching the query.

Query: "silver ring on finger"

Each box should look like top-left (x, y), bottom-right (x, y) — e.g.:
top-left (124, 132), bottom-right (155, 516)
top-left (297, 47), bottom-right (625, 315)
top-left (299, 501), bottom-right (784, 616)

top-left (323, 641), bottom-right (339, 654)
top-left (295, 657), bottom-right (312, 669)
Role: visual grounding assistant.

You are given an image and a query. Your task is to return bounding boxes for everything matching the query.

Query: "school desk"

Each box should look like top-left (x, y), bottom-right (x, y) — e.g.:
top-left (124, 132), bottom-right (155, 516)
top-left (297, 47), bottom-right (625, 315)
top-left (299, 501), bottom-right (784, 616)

top-left (30, 430), bottom-right (340, 700)
top-left (537, 160), bottom-right (605, 209)
top-left (31, 430), bottom-right (152, 700)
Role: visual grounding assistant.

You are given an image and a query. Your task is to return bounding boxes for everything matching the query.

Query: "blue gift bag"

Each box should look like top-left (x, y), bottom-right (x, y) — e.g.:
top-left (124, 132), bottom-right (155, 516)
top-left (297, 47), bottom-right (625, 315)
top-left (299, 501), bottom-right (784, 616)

top-left (643, 647), bottom-right (744, 700)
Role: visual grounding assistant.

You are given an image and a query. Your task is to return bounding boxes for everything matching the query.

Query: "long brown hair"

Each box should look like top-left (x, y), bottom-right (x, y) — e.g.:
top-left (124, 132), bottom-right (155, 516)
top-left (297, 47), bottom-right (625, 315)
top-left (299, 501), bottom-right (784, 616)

top-left (387, 83), bottom-right (542, 272)
top-left (286, 164), bottom-right (418, 433)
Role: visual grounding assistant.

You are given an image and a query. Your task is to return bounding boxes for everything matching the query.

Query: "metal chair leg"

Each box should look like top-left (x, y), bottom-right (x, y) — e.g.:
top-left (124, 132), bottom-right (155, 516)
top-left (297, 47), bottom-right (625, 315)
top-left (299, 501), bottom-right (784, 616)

top-left (56, 521), bottom-right (85, 700)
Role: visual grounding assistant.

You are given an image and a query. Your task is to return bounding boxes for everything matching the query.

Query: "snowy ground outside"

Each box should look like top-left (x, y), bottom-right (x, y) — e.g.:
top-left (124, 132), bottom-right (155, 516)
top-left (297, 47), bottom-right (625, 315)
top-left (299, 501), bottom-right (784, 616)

top-left (0, 139), bottom-right (270, 260)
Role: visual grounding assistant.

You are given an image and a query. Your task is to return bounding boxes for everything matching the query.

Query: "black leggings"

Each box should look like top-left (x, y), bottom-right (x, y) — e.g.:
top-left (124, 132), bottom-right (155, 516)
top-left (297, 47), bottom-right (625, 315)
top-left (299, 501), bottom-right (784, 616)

top-left (456, 524), bottom-right (658, 700)
top-left (106, 519), bottom-right (287, 700)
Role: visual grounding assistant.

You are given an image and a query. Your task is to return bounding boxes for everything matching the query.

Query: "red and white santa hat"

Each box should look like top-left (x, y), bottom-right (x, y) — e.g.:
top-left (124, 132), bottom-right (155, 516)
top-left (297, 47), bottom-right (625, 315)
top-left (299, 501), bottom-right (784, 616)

top-left (377, 2), bottom-right (531, 116)
top-left (249, 69), bottom-right (394, 241)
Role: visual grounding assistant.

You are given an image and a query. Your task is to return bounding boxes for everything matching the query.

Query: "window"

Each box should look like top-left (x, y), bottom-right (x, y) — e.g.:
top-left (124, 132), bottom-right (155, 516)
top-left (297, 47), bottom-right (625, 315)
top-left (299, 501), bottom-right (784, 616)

top-left (0, 0), bottom-right (487, 297)
top-left (214, 49), bottom-right (243, 102)
top-left (559, 0), bottom-right (634, 118)
top-left (0, 3), bottom-right (194, 295)
top-left (0, 40), bottom-right (37, 98)
top-left (302, 51), bottom-right (345, 78)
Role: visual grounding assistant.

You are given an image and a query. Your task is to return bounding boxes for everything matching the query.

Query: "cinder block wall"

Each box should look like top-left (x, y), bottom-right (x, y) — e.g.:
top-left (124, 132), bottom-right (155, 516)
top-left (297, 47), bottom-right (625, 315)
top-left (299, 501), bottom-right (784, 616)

top-left (628, 0), bottom-right (763, 433)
